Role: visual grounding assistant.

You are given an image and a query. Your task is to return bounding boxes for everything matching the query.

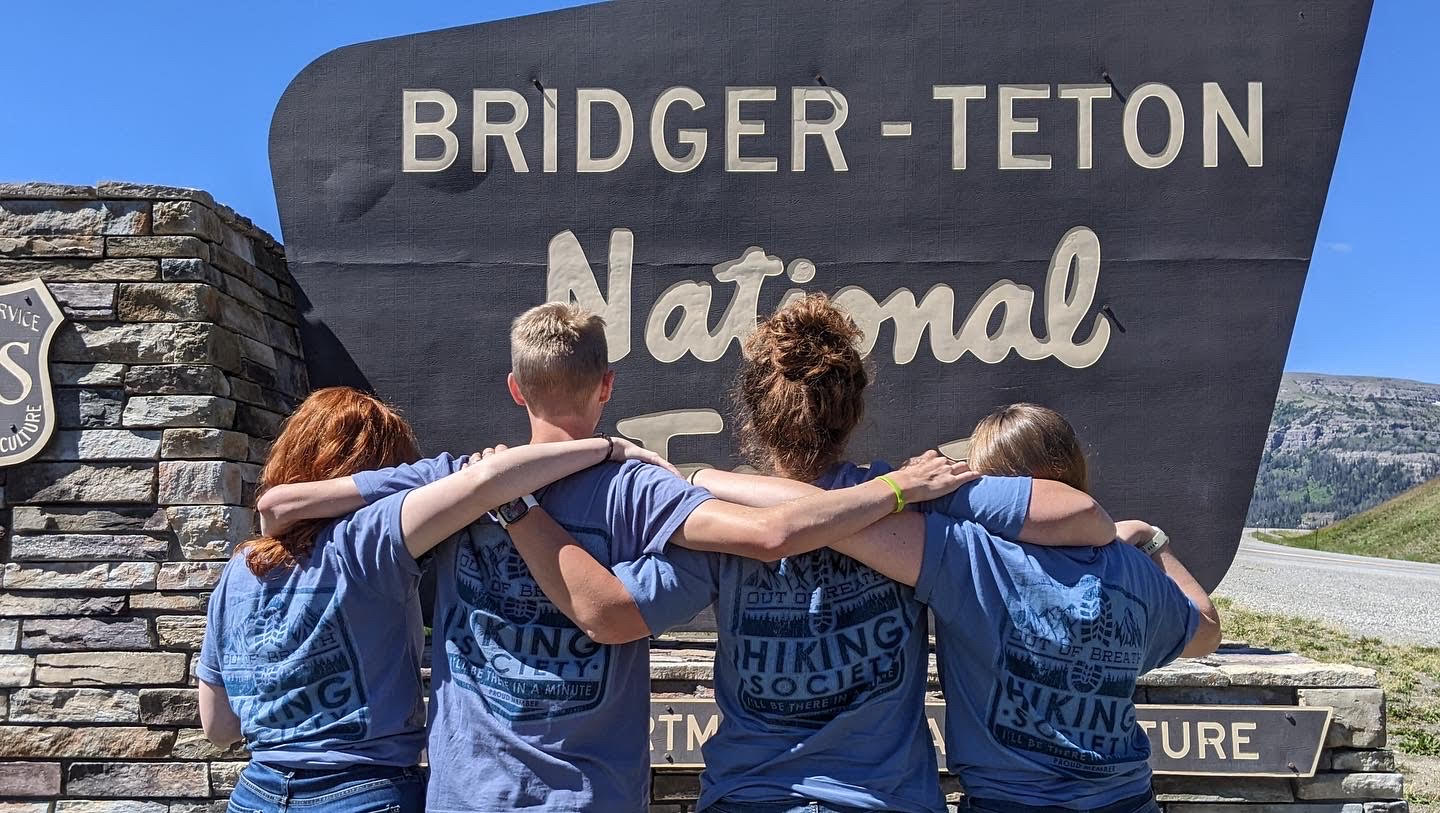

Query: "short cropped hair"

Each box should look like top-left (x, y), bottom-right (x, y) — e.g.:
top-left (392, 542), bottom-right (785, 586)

top-left (969, 403), bottom-right (1090, 493)
top-left (509, 303), bottom-right (609, 413)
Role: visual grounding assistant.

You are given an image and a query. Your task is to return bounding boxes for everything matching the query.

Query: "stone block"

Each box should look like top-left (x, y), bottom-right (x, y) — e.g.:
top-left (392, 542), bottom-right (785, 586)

top-left (265, 316), bottom-right (300, 355)
top-left (0, 618), bottom-right (17, 649)
top-left (159, 258), bottom-right (223, 286)
top-left (35, 429), bottom-right (161, 461)
top-left (0, 762), bottom-right (62, 796)
top-left (34, 652), bottom-right (186, 686)
top-left (0, 654), bottom-right (35, 687)
top-left (96, 181), bottom-right (216, 206)
top-left (1295, 772), bottom-right (1404, 801)
top-left (12, 505), bottom-right (167, 533)
top-left (0, 593), bottom-right (125, 617)
top-left (0, 181), bottom-right (94, 197)
top-left (0, 235), bottom-right (104, 257)
top-left (0, 200), bottom-right (150, 235)
top-left (48, 282), bottom-right (116, 319)
top-left (128, 593), bottom-right (207, 613)
top-left (158, 460), bottom-right (243, 504)
top-left (157, 562), bottom-right (224, 591)
top-left (169, 729), bottom-right (246, 761)
top-left (105, 236), bottom-right (209, 261)
top-left (1167, 805), bottom-right (1366, 813)
top-left (125, 364), bottom-right (229, 396)
top-left (152, 200), bottom-right (224, 242)
top-left (65, 762), bottom-right (210, 798)
top-left (207, 762), bottom-right (245, 795)
top-left (57, 803), bottom-right (167, 813)
top-left (20, 617), bottom-right (152, 651)
top-left (0, 803), bottom-right (54, 813)
top-left (53, 321), bottom-right (237, 368)
top-left (1300, 688), bottom-right (1386, 748)
top-left (1331, 750), bottom-right (1396, 772)
top-left (1153, 775), bottom-right (1294, 802)
top-left (55, 387), bottom-right (123, 428)
top-left (9, 534), bottom-right (169, 561)
top-left (10, 688), bottom-right (140, 723)
top-left (160, 428), bottom-right (248, 460)
top-left (6, 462), bottom-right (155, 503)
top-left (0, 258), bottom-right (157, 284)
top-left (215, 295), bottom-right (266, 342)
top-left (123, 395), bottom-right (235, 429)
top-left (168, 505), bottom-right (253, 559)
top-left (235, 404), bottom-right (284, 439)
top-left (3, 562), bottom-right (158, 591)
top-left (1215, 662), bottom-right (1379, 689)
top-left (137, 688), bottom-right (198, 725)
top-left (238, 334), bottom-right (276, 369)
top-left (156, 617), bottom-right (206, 651)
top-left (52, 363), bottom-right (126, 387)
top-left (117, 282), bottom-right (222, 323)
top-left (0, 725), bottom-right (175, 758)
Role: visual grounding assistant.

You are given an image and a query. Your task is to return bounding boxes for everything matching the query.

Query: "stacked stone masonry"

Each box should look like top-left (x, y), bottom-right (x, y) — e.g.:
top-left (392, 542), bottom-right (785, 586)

top-left (0, 183), bottom-right (1409, 812)
top-left (0, 182), bottom-right (306, 810)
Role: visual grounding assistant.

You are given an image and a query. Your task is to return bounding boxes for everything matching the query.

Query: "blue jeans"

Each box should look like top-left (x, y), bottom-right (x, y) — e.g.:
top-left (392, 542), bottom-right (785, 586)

top-left (964, 792), bottom-right (1159, 813)
top-left (706, 801), bottom-right (876, 813)
top-left (227, 761), bottom-right (426, 813)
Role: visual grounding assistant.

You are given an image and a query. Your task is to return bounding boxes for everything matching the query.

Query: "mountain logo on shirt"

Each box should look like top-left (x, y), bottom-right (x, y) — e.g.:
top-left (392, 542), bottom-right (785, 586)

top-left (445, 522), bottom-right (612, 721)
top-left (222, 586), bottom-right (370, 744)
top-left (729, 550), bottom-right (917, 730)
top-left (987, 574), bottom-right (1152, 777)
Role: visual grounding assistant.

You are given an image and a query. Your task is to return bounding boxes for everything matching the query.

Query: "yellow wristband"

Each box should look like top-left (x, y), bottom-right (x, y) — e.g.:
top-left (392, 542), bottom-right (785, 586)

top-left (875, 474), bottom-right (906, 514)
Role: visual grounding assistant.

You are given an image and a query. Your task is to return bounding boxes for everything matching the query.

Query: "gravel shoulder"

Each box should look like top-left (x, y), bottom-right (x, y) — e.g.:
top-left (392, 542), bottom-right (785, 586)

top-left (1214, 531), bottom-right (1440, 646)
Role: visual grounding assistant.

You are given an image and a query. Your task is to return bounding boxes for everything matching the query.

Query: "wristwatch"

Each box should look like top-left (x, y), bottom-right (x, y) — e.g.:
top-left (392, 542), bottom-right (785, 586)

top-left (1136, 526), bottom-right (1170, 556)
top-left (488, 494), bottom-right (539, 528)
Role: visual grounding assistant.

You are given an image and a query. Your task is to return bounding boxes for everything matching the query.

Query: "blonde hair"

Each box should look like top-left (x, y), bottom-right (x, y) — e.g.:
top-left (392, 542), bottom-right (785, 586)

top-left (969, 403), bottom-right (1090, 493)
top-left (510, 303), bottom-right (609, 413)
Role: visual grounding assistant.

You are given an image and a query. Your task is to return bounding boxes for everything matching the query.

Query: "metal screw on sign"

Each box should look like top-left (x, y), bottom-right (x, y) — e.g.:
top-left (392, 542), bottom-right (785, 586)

top-left (1101, 72), bottom-right (1127, 103)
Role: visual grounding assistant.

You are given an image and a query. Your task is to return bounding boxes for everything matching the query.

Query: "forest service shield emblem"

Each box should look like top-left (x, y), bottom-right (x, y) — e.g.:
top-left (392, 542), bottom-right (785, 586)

top-left (0, 279), bottom-right (64, 467)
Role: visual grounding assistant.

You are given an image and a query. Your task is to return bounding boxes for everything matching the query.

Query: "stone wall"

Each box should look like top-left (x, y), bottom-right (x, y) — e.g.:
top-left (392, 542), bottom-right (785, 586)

top-left (0, 181), bottom-right (306, 808)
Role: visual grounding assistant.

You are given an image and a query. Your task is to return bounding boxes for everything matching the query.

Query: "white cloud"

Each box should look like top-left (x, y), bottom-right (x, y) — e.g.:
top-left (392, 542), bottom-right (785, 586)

top-left (1325, 241), bottom-right (1353, 253)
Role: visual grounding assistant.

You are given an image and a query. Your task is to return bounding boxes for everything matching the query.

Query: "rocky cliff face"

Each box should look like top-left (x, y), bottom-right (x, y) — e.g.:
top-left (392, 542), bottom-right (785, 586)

top-left (1247, 372), bottom-right (1440, 527)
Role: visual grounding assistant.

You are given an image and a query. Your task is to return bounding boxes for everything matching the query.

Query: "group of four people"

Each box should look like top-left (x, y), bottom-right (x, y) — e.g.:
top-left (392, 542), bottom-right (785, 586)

top-left (197, 294), bottom-right (1220, 813)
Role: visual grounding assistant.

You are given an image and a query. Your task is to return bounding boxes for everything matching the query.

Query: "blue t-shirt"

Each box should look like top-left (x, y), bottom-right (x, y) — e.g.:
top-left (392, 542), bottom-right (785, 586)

top-left (915, 516), bottom-right (1200, 807)
top-left (197, 492), bottom-right (427, 768)
top-left (352, 453), bottom-right (714, 813)
top-left (614, 462), bottom-right (1032, 813)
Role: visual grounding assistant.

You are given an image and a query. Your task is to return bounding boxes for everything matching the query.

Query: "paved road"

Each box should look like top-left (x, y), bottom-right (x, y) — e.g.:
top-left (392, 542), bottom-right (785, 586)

top-left (1214, 531), bottom-right (1440, 645)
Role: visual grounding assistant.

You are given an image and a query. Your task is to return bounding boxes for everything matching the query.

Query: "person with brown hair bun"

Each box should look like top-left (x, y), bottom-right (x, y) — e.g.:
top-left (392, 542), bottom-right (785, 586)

top-left (195, 386), bottom-right (673, 813)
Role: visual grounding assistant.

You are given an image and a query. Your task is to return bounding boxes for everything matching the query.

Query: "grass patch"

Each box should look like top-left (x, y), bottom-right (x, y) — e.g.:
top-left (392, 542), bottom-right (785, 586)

top-left (1259, 476), bottom-right (1440, 563)
top-left (1218, 598), bottom-right (1440, 805)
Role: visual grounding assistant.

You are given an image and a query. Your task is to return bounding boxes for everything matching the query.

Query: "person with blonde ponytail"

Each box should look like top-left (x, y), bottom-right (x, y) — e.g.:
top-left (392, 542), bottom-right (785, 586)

top-left (196, 386), bottom-right (674, 813)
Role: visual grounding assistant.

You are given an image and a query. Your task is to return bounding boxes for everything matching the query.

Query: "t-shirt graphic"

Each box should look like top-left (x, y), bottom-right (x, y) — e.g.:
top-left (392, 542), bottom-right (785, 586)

top-left (732, 550), bottom-right (915, 729)
top-left (445, 520), bottom-right (611, 721)
top-left (222, 586), bottom-right (371, 744)
top-left (987, 572), bottom-right (1151, 776)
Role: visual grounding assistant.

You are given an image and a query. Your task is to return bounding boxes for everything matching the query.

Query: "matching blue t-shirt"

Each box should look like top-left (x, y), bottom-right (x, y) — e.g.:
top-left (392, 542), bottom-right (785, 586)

top-left (197, 491), bottom-right (428, 767)
top-left (916, 514), bottom-right (1200, 807)
top-left (200, 450), bottom-right (1200, 812)
top-left (351, 453), bottom-right (714, 813)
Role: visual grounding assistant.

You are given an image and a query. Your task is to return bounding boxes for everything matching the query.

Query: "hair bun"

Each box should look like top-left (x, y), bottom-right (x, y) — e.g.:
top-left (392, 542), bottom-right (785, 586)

top-left (763, 294), bottom-right (862, 382)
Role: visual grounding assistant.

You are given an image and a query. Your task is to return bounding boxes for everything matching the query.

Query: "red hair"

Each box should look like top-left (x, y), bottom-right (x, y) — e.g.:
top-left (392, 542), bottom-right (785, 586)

top-left (245, 387), bottom-right (420, 577)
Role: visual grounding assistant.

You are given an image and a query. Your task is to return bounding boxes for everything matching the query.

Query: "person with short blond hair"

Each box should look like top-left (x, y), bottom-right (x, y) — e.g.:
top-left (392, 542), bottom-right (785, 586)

top-left (508, 302), bottom-right (609, 413)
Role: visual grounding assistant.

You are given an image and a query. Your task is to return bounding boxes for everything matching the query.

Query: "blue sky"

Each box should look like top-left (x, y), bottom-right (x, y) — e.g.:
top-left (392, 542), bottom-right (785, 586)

top-left (2, 1), bottom-right (1434, 383)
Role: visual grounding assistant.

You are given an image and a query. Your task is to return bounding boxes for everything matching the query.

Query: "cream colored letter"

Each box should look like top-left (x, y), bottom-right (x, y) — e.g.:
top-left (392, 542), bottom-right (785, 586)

top-left (1203, 82), bottom-right (1263, 167)
top-left (998, 85), bottom-right (1052, 169)
top-left (791, 87), bottom-right (849, 171)
top-left (577, 88), bottom-right (634, 173)
top-left (546, 229), bottom-right (633, 361)
top-left (726, 87), bottom-right (778, 172)
top-left (651, 87), bottom-right (707, 173)
top-left (1124, 83), bottom-right (1184, 169)
top-left (0, 342), bottom-right (33, 406)
top-left (1058, 84), bottom-right (1112, 169)
top-left (932, 85), bottom-right (986, 170)
top-left (402, 90), bottom-right (459, 172)
top-left (472, 90), bottom-right (530, 173)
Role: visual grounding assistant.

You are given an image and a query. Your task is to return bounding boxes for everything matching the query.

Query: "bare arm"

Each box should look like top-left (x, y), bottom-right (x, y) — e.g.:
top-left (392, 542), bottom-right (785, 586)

top-left (399, 438), bottom-right (672, 558)
top-left (505, 508), bottom-right (651, 645)
top-left (198, 680), bottom-right (242, 747)
top-left (258, 477), bottom-right (365, 536)
top-left (1120, 522), bottom-right (1221, 658)
top-left (673, 456), bottom-right (971, 562)
top-left (694, 465), bottom-right (1114, 550)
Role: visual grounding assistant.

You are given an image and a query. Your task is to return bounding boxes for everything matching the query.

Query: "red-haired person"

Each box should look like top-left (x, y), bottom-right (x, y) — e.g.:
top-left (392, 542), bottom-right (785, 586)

top-left (196, 387), bottom-right (671, 813)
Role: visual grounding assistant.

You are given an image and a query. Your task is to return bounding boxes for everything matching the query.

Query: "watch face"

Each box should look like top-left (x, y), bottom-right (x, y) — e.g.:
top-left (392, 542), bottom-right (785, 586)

top-left (496, 497), bottom-right (530, 525)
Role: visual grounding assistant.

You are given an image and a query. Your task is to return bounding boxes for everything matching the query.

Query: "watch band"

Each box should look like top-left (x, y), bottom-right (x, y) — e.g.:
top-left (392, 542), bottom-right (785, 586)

top-left (489, 494), bottom-right (539, 528)
top-left (1137, 526), bottom-right (1170, 556)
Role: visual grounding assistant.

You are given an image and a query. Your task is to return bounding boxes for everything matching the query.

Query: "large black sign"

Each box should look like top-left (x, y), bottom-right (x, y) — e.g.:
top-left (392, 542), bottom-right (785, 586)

top-left (649, 699), bottom-right (1333, 778)
top-left (270, 0), bottom-right (1372, 588)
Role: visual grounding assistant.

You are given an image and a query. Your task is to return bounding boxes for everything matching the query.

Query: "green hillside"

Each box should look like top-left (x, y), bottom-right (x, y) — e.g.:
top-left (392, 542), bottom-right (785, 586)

top-left (1246, 372), bottom-right (1440, 528)
top-left (1267, 476), bottom-right (1440, 563)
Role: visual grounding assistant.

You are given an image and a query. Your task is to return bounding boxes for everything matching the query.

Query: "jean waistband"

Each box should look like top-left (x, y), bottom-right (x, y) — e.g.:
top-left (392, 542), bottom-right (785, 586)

top-left (966, 790), bottom-right (1155, 813)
